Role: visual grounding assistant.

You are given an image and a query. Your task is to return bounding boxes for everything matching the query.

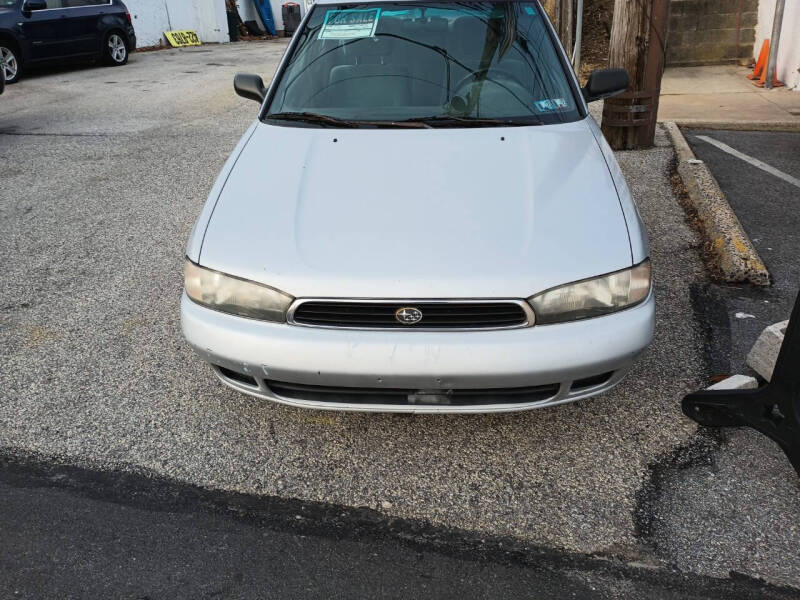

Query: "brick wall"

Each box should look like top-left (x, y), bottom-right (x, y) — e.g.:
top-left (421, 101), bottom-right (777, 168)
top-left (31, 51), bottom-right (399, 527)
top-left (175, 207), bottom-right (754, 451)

top-left (667, 0), bottom-right (757, 66)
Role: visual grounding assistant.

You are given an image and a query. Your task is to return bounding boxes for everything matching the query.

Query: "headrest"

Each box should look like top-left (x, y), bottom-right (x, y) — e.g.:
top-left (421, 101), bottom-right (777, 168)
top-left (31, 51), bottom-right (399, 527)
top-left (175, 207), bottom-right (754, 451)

top-left (350, 35), bottom-right (395, 57)
top-left (451, 16), bottom-right (487, 42)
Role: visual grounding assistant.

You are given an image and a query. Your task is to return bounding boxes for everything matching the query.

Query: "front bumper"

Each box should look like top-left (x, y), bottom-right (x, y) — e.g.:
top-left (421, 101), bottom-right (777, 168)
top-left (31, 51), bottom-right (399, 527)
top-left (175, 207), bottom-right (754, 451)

top-left (181, 292), bottom-right (655, 413)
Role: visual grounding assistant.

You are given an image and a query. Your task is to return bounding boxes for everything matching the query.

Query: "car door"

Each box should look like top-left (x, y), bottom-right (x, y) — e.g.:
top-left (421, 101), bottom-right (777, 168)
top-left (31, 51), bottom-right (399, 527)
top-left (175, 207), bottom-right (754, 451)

top-left (19, 0), bottom-right (68, 61)
top-left (59, 0), bottom-right (108, 55)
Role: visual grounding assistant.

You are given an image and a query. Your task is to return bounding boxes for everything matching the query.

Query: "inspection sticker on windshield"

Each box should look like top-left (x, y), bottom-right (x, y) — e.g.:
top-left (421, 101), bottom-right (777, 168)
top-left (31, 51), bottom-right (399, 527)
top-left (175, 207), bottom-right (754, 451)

top-left (534, 98), bottom-right (568, 112)
top-left (319, 8), bottom-right (381, 39)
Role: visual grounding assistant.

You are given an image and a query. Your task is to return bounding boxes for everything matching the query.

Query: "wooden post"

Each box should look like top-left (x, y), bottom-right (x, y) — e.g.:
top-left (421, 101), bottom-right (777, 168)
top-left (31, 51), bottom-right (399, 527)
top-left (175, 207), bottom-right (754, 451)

top-left (542, 0), bottom-right (574, 54)
top-left (638, 0), bottom-right (669, 146)
top-left (560, 0), bottom-right (573, 61)
top-left (541, 0), bottom-right (558, 21)
top-left (601, 0), bottom-right (670, 150)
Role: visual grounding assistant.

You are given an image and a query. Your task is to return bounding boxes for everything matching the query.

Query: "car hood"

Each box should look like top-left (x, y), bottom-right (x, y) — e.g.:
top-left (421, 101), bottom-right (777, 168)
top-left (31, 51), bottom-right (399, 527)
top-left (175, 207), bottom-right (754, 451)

top-left (199, 119), bottom-right (633, 298)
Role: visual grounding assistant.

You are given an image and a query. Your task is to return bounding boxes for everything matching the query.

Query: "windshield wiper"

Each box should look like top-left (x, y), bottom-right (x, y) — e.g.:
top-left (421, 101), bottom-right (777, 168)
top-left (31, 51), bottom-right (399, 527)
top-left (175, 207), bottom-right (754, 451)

top-left (265, 112), bottom-right (432, 129)
top-left (399, 115), bottom-right (541, 128)
top-left (265, 112), bottom-right (360, 128)
top-left (266, 112), bottom-right (539, 129)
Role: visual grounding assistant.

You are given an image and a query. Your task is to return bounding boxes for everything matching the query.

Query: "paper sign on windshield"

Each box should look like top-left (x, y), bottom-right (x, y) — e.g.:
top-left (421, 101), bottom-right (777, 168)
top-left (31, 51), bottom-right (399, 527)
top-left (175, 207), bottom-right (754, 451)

top-left (319, 8), bottom-right (381, 40)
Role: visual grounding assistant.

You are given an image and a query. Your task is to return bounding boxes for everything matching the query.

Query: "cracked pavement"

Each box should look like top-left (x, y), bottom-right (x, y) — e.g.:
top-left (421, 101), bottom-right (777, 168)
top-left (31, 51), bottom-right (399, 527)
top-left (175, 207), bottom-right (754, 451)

top-left (1, 41), bottom-right (798, 592)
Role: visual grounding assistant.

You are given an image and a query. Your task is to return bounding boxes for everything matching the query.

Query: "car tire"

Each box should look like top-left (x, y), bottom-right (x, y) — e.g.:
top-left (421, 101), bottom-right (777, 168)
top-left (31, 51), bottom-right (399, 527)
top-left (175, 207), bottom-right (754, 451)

top-left (0, 42), bottom-right (22, 84)
top-left (103, 32), bottom-right (129, 66)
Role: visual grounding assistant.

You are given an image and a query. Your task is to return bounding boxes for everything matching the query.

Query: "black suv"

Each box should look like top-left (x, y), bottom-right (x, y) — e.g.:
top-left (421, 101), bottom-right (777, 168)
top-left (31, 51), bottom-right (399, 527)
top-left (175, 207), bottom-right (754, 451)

top-left (0, 0), bottom-right (136, 83)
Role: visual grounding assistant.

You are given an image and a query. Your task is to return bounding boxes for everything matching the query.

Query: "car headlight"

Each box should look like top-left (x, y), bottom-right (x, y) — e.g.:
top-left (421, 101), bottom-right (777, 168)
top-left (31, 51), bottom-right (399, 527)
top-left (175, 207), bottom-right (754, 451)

top-left (184, 259), bottom-right (293, 322)
top-left (527, 259), bottom-right (651, 325)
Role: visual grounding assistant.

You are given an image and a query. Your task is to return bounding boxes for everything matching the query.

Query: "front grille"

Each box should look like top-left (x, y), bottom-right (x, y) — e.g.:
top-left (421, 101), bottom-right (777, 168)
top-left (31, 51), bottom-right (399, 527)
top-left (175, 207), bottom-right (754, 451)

top-left (290, 300), bottom-right (529, 329)
top-left (265, 380), bottom-right (560, 406)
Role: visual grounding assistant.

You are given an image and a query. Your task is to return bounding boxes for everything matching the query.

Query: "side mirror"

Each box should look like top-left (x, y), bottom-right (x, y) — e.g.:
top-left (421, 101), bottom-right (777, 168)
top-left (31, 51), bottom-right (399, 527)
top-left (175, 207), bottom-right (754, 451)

top-left (582, 68), bottom-right (629, 103)
top-left (234, 73), bottom-right (266, 104)
top-left (23, 0), bottom-right (48, 11)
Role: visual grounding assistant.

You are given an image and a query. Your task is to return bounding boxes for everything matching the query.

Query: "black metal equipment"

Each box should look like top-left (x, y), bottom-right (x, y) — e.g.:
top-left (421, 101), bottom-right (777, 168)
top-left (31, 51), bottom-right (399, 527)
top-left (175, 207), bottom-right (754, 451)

top-left (226, 10), bottom-right (239, 42)
top-left (683, 290), bottom-right (800, 476)
top-left (282, 2), bottom-right (301, 36)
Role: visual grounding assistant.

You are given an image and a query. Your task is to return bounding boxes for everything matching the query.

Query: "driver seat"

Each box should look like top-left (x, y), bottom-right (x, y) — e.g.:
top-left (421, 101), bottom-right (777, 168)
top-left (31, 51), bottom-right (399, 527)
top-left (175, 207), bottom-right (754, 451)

top-left (328, 37), bottom-right (411, 108)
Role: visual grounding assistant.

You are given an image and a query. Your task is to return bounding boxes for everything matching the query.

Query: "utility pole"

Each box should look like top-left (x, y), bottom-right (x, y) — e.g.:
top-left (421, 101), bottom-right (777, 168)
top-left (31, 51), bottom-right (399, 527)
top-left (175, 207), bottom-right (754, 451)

top-left (601, 0), bottom-right (670, 150)
top-left (764, 0), bottom-right (786, 90)
top-left (572, 0), bottom-right (584, 73)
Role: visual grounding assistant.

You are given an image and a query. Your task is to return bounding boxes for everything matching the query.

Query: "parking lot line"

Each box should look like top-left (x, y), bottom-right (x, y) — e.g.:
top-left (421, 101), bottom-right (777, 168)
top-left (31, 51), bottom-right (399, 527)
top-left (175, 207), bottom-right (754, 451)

top-left (694, 135), bottom-right (800, 190)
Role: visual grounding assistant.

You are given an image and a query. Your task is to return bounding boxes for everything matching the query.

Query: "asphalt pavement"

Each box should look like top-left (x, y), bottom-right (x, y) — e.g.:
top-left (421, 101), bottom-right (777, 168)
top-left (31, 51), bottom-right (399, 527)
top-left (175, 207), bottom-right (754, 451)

top-left (0, 43), bottom-right (798, 593)
top-left (2, 451), bottom-right (797, 600)
top-left (653, 129), bottom-right (800, 586)
top-left (684, 129), bottom-right (800, 376)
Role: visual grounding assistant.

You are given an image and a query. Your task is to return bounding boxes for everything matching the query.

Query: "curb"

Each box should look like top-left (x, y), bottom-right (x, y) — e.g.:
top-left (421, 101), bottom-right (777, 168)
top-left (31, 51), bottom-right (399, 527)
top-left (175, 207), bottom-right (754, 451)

top-left (660, 119), bottom-right (800, 133)
top-left (706, 374), bottom-right (758, 391)
top-left (747, 320), bottom-right (788, 381)
top-left (664, 121), bottom-right (770, 286)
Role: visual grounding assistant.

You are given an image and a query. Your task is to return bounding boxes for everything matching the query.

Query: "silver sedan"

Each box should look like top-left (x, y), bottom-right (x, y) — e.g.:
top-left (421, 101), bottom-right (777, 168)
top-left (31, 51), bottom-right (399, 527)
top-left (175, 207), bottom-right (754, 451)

top-left (181, 0), bottom-right (654, 412)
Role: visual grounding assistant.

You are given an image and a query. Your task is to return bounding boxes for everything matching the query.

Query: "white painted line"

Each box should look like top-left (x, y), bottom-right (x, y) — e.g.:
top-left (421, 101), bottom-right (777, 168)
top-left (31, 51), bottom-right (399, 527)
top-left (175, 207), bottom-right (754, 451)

top-left (694, 135), bottom-right (800, 190)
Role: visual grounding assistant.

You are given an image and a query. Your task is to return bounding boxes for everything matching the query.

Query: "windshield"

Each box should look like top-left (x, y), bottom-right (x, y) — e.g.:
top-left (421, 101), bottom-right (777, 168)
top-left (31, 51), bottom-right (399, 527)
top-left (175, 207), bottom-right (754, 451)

top-left (265, 1), bottom-right (581, 127)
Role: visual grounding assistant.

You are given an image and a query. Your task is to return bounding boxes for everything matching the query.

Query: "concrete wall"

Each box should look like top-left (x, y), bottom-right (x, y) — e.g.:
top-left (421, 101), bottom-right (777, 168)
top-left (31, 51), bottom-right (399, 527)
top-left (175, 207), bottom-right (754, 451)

top-left (125, 0), bottom-right (171, 46)
top-left (667, 0), bottom-right (758, 66)
top-left (125, 0), bottom-right (229, 47)
top-left (166, 0), bottom-right (228, 44)
top-left (754, 0), bottom-right (800, 90)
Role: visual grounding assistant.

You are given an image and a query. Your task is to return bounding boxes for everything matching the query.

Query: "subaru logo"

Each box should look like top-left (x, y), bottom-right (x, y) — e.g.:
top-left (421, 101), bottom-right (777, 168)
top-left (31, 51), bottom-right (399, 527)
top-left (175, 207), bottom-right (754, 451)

top-left (395, 307), bottom-right (423, 325)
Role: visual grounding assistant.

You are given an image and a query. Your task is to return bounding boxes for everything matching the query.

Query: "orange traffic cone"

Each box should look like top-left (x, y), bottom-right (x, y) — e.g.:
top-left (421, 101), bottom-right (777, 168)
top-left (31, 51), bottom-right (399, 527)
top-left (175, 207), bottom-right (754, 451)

top-left (748, 40), bottom-right (769, 80)
top-left (753, 63), bottom-right (785, 88)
